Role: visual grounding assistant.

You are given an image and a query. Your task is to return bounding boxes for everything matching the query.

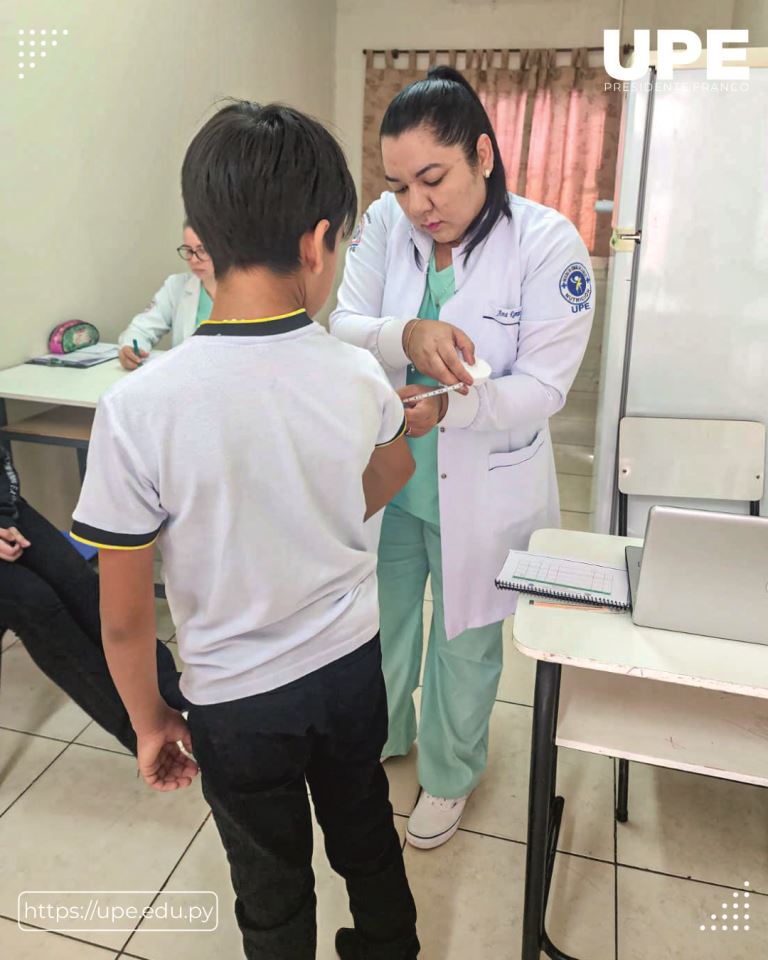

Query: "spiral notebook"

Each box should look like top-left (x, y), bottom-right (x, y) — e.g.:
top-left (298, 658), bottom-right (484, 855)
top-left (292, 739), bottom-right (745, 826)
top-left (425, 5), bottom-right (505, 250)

top-left (495, 550), bottom-right (631, 609)
top-left (27, 343), bottom-right (119, 368)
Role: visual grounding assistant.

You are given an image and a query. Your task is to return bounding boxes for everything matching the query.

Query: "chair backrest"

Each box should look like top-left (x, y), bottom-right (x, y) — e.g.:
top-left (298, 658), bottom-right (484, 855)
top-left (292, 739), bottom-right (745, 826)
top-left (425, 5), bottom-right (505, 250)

top-left (618, 417), bottom-right (766, 502)
top-left (61, 530), bottom-right (98, 563)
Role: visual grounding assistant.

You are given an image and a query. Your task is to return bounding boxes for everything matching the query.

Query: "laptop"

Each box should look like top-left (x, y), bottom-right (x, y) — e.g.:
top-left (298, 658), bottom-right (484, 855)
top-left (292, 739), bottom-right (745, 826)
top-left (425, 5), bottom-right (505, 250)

top-left (626, 505), bottom-right (768, 645)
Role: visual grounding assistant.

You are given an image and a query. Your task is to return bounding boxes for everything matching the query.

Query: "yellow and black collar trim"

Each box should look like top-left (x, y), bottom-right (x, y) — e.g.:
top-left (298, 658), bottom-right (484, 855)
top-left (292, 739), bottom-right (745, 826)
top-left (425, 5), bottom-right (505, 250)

top-left (194, 309), bottom-right (313, 337)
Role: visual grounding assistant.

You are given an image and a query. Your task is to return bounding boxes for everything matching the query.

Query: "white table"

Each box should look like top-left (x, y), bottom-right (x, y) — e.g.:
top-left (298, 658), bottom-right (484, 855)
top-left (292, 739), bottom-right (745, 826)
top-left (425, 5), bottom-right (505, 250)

top-left (513, 528), bottom-right (768, 960)
top-left (0, 356), bottom-right (156, 478)
top-left (0, 356), bottom-right (131, 409)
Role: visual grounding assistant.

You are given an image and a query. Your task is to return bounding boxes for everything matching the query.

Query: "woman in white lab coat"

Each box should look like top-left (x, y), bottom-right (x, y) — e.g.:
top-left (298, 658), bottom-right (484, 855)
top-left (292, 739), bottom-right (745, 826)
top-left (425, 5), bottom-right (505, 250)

top-left (330, 66), bottom-right (594, 849)
top-left (117, 224), bottom-right (217, 369)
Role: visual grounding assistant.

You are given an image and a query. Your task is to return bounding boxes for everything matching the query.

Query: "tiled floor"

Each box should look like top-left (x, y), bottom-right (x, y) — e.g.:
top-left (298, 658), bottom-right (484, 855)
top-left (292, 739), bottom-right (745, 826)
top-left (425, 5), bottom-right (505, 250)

top-left (1, 600), bottom-right (766, 959)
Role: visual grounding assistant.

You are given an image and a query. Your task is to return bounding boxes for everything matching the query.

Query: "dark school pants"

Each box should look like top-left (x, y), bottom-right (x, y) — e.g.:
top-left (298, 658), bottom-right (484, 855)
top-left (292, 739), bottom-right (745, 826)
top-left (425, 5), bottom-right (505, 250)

top-left (187, 636), bottom-right (420, 959)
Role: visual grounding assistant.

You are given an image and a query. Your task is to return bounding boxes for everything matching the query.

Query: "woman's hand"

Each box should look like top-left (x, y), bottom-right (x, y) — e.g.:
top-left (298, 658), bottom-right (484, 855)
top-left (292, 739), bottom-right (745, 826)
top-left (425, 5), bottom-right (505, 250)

top-left (403, 319), bottom-right (476, 386)
top-left (135, 704), bottom-right (199, 791)
top-left (398, 385), bottom-right (449, 438)
top-left (0, 526), bottom-right (30, 563)
top-left (119, 345), bottom-right (149, 371)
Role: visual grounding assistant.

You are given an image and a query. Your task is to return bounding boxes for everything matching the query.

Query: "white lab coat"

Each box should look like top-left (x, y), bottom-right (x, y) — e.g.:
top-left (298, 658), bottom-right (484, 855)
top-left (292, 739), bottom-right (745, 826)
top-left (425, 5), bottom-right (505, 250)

top-left (118, 273), bottom-right (202, 352)
top-left (330, 191), bottom-right (595, 639)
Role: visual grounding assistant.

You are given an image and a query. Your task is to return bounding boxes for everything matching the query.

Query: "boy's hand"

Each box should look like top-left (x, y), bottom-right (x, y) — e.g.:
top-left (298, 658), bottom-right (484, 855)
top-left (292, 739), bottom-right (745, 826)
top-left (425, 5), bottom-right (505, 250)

top-left (0, 526), bottom-right (30, 563)
top-left (135, 705), bottom-right (198, 791)
top-left (399, 386), bottom-right (441, 438)
top-left (399, 386), bottom-right (451, 438)
top-left (119, 345), bottom-right (149, 370)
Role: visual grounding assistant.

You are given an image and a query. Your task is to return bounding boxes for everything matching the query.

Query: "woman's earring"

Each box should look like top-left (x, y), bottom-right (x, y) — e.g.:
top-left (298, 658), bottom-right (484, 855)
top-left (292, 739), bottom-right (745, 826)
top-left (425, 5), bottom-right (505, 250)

top-left (483, 169), bottom-right (491, 179)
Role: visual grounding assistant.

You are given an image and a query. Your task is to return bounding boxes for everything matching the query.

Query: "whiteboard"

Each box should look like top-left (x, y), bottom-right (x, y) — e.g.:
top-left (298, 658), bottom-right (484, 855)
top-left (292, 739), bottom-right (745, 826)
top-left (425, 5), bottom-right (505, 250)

top-left (593, 64), bottom-right (768, 536)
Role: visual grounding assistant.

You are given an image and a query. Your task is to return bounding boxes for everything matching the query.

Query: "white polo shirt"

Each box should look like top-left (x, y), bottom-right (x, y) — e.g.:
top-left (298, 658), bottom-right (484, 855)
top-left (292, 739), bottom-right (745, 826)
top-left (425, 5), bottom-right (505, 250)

top-left (72, 310), bottom-right (406, 705)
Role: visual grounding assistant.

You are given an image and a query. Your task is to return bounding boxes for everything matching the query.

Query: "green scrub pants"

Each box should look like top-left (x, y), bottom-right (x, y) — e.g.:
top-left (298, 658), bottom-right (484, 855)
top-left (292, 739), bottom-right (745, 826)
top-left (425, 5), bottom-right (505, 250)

top-left (378, 503), bottom-right (504, 798)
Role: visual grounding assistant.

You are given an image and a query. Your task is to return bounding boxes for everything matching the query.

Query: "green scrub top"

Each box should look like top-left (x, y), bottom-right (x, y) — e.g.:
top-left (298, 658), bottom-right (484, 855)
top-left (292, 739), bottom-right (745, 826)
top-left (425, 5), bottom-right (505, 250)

top-left (391, 252), bottom-right (456, 525)
top-left (196, 285), bottom-right (213, 326)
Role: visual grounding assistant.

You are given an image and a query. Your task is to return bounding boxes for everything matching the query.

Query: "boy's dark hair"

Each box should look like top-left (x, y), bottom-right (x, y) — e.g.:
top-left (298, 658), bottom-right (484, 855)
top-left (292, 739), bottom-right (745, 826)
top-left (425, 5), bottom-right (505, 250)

top-left (182, 100), bottom-right (358, 277)
top-left (380, 65), bottom-right (511, 262)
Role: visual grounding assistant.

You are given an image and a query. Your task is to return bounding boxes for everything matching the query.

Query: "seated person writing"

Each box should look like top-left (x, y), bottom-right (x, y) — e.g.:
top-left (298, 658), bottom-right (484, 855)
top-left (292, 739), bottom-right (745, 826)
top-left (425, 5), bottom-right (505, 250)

top-left (117, 223), bottom-right (216, 369)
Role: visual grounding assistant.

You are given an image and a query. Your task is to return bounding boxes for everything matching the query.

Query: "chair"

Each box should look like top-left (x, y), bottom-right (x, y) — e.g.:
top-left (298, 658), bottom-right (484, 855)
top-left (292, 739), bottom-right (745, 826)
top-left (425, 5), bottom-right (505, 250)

top-left (62, 530), bottom-right (98, 564)
top-left (614, 416), bottom-right (765, 822)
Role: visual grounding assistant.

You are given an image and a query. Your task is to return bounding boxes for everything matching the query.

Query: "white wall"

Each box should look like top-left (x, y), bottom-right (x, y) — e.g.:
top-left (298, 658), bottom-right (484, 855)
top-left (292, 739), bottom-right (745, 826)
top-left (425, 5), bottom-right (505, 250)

top-left (1, 0), bottom-right (336, 525)
top-left (733, 0), bottom-right (768, 44)
top-left (3, 0), bottom-right (336, 362)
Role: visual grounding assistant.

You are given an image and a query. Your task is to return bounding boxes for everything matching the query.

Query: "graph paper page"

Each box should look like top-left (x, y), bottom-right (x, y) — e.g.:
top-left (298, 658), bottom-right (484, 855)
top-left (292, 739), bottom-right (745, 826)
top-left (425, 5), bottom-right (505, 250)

top-left (496, 551), bottom-right (630, 606)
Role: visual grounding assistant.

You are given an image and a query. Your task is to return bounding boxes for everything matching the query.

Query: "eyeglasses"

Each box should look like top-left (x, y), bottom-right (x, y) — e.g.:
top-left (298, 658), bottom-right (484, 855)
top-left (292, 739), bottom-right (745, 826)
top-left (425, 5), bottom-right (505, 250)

top-left (176, 244), bottom-right (210, 262)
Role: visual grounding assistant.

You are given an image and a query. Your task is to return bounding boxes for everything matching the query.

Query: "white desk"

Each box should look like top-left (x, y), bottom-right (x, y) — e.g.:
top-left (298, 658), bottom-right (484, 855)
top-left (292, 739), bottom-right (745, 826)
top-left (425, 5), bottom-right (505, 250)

top-left (0, 357), bottom-right (130, 409)
top-left (513, 528), bottom-right (768, 960)
top-left (0, 356), bottom-right (159, 478)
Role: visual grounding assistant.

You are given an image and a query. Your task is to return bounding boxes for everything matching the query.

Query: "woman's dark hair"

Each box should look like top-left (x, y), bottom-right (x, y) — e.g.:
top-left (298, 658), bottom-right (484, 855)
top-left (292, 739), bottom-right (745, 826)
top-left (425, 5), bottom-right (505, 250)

top-left (182, 100), bottom-right (357, 277)
top-left (380, 65), bottom-right (510, 261)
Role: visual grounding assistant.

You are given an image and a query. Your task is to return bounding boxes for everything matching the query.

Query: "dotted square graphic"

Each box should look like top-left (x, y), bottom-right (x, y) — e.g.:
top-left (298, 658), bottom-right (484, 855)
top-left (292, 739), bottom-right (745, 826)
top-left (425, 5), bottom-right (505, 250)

top-left (16, 27), bottom-right (68, 79)
top-left (700, 882), bottom-right (753, 933)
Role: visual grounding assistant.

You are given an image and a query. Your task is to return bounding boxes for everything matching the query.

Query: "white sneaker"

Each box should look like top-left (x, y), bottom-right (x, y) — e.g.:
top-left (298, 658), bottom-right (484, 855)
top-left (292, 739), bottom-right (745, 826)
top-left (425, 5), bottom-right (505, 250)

top-left (406, 790), bottom-right (468, 849)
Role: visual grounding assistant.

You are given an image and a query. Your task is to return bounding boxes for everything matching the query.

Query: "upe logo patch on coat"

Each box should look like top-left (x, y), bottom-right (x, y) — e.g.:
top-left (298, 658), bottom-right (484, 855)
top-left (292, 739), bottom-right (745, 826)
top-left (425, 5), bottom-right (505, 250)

top-left (349, 211), bottom-right (371, 249)
top-left (559, 263), bottom-right (592, 313)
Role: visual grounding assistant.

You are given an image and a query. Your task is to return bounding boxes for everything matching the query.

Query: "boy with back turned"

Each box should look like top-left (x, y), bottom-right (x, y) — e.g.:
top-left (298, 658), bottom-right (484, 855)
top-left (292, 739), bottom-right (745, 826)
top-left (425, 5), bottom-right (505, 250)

top-left (72, 100), bottom-right (419, 959)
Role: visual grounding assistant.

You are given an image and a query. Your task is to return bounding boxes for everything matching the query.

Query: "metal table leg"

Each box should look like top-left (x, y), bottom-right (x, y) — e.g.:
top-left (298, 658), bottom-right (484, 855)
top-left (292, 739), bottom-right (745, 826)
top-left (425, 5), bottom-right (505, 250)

top-left (616, 758), bottom-right (630, 822)
top-left (0, 400), bottom-right (11, 665)
top-left (521, 660), bottom-right (580, 960)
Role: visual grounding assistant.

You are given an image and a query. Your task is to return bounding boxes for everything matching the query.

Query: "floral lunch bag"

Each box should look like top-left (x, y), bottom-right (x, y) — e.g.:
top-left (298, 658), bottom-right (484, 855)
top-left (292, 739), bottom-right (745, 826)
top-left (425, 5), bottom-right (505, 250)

top-left (47, 320), bottom-right (100, 354)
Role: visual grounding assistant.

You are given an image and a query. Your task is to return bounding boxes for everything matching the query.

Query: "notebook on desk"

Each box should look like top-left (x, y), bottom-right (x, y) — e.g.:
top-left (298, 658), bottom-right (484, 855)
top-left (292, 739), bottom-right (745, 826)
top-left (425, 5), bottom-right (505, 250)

top-left (495, 550), bottom-right (631, 609)
top-left (26, 343), bottom-right (120, 368)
